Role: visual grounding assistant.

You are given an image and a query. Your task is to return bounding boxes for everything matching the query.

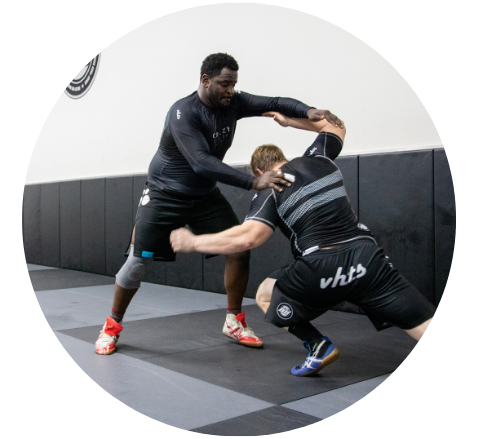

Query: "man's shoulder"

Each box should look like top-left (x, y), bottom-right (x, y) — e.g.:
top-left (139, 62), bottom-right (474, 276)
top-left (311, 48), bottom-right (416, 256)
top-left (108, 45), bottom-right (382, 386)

top-left (282, 156), bottom-right (339, 182)
top-left (295, 154), bottom-right (337, 168)
top-left (168, 92), bottom-right (201, 124)
top-left (170, 91), bottom-right (198, 109)
top-left (251, 188), bottom-right (275, 205)
top-left (231, 90), bottom-right (251, 103)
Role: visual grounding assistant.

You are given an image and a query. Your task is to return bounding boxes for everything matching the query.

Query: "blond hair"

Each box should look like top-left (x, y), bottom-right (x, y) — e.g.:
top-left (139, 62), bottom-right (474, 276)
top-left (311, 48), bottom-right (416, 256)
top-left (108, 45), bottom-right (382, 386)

top-left (250, 144), bottom-right (288, 177)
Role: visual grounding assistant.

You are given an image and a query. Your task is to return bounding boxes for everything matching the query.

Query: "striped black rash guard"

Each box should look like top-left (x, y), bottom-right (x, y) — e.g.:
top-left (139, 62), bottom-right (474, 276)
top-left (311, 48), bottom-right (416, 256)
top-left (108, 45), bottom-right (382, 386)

top-left (245, 132), bottom-right (375, 258)
top-left (147, 91), bottom-right (312, 197)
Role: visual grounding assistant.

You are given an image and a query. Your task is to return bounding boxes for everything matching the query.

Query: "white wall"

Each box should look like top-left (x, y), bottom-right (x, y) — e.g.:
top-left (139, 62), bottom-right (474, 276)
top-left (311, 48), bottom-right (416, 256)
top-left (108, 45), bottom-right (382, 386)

top-left (27, 4), bottom-right (441, 184)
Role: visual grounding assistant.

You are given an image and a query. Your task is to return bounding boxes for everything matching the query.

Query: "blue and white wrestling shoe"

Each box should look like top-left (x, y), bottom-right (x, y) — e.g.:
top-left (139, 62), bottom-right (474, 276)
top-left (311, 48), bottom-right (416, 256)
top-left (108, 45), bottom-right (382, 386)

top-left (291, 337), bottom-right (340, 377)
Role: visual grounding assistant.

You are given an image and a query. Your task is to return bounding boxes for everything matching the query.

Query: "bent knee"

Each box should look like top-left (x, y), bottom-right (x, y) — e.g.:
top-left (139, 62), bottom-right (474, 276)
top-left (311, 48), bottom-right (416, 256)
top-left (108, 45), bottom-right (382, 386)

top-left (116, 249), bottom-right (152, 289)
top-left (256, 278), bottom-right (276, 304)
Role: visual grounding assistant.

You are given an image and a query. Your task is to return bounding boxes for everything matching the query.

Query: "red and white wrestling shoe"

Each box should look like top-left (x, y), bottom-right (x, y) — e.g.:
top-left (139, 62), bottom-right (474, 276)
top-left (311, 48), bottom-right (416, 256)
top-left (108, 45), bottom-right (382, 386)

top-left (222, 312), bottom-right (263, 347)
top-left (95, 316), bottom-right (123, 355)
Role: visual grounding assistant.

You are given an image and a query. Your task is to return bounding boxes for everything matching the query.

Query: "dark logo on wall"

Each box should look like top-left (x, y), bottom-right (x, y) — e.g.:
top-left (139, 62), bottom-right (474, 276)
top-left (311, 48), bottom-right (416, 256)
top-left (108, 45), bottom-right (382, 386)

top-left (65, 54), bottom-right (101, 99)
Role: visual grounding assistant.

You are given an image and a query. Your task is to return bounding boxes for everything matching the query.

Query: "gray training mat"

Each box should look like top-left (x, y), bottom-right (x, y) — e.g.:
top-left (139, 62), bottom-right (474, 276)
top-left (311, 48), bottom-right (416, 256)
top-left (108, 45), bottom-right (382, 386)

top-left (29, 268), bottom-right (115, 291)
top-left (191, 406), bottom-right (321, 436)
top-left (61, 304), bottom-right (416, 405)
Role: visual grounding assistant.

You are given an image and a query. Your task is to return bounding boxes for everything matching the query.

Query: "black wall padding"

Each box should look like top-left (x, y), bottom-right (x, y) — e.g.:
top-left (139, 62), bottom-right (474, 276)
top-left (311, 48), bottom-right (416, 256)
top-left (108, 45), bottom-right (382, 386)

top-left (133, 174), bottom-right (168, 285)
top-left (23, 185), bottom-right (42, 264)
top-left (22, 149), bottom-right (455, 313)
top-left (333, 156), bottom-right (361, 314)
top-left (166, 253), bottom-right (204, 290)
top-left (81, 178), bottom-right (106, 275)
top-left (359, 150), bottom-right (435, 304)
top-left (60, 180), bottom-right (81, 270)
top-left (203, 173), bottom-right (253, 294)
top-left (105, 177), bottom-right (134, 277)
top-left (434, 149), bottom-right (456, 304)
top-left (335, 155), bottom-right (359, 214)
top-left (41, 183), bottom-right (60, 268)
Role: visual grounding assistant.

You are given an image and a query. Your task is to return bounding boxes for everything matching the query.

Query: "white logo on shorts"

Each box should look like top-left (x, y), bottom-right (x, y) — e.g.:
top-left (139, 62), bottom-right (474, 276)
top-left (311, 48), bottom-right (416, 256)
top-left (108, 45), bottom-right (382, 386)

top-left (139, 188), bottom-right (150, 206)
top-left (177, 109), bottom-right (181, 119)
top-left (277, 303), bottom-right (293, 319)
top-left (320, 263), bottom-right (367, 289)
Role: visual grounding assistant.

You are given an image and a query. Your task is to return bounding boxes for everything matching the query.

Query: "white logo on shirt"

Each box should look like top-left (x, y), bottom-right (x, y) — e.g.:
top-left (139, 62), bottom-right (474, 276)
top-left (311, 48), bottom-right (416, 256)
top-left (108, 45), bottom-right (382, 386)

top-left (177, 110), bottom-right (181, 119)
top-left (309, 147), bottom-right (317, 156)
top-left (213, 126), bottom-right (230, 139)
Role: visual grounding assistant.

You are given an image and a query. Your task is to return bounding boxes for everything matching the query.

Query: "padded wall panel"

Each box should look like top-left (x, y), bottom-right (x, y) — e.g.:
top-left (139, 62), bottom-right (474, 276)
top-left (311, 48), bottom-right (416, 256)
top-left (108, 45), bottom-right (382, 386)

top-left (105, 177), bottom-right (134, 277)
top-left (81, 179), bottom-right (106, 274)
top-left (165, 254), bottom-right (203, 290)
top-left (40, 183), bottom-right (60, 267)
top-left (133, 174), bottom-right (167, 285)
top-left (335, 155), bottom-right (359, 214)
top-left (359, 150), bottom-right (435, 303)
top-left (23, 185), bottom-right (42, 264)
top-left (203, 167), bottom-right (253, 294)
top-left (434, 149), bottom-right (456, 305)
top-left (60, 180), bottom-right (81, 270)
top-left (333, 156), bottom-right (361, 314)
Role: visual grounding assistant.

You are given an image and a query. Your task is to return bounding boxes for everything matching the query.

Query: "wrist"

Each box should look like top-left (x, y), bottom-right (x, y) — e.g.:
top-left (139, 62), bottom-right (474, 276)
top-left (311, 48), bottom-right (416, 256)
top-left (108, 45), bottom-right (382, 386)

top-left (191, 237), bottom-right (199, 252)
top-left (252, 177), bottom-right (258, 190)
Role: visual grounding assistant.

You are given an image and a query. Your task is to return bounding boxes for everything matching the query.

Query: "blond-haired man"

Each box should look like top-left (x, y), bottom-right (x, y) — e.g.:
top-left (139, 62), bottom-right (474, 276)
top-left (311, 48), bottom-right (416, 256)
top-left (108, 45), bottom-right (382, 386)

top-left (171, 112), bottom-right (435, 377)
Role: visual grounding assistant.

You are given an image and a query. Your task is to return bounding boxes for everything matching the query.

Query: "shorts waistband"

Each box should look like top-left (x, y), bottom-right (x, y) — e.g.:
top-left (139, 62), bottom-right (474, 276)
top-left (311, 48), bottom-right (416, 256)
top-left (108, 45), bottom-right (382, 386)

top-left (302, 236), bottom-right (377, 256)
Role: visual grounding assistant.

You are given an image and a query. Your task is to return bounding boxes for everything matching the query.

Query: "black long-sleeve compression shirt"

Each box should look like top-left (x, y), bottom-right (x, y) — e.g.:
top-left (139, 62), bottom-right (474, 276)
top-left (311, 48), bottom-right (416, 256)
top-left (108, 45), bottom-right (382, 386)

top-left (245, 132), bottom-right (374, 258)
top-left (147, 91), bottom-right (312, 196)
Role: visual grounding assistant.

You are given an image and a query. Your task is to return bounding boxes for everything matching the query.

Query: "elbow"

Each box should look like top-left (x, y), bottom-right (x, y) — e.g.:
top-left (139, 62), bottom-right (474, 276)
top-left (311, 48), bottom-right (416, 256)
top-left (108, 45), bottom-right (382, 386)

top-left (190, 161), bottom-right (206, 175)
top-left (236, 235), bottom-right (257, 252)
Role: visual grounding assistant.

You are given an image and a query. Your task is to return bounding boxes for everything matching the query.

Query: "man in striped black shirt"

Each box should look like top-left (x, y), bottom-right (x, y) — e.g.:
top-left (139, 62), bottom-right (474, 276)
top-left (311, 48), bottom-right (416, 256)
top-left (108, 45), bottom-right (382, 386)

top-left (170, 112), bottom-right (435, 377)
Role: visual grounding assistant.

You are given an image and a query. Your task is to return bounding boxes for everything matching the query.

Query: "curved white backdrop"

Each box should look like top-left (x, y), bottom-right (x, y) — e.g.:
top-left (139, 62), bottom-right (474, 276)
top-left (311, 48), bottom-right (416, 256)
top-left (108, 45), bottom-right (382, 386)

top-left (27, 4), bottom-right (441, 184)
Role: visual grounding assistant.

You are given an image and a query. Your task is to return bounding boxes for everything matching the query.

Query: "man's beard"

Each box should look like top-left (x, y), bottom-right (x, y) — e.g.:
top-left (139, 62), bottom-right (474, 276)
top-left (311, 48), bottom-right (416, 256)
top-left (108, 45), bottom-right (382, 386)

top-left (209, 90), bottom-right (231, 108)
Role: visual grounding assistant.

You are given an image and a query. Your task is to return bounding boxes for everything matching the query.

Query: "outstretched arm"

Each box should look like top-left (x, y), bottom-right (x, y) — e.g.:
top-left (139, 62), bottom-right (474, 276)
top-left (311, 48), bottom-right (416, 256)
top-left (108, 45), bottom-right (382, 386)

top-left (262, 111), bottom-right (346, 141)
top-left (169, 108), bottom-right (290, 192)
top-left (170, 221), bottom-right (273, 255)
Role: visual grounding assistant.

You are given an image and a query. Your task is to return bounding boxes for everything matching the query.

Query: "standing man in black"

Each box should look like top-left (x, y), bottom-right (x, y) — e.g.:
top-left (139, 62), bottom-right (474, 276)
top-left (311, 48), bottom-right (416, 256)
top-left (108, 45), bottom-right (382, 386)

top-left (95, 53), bottom-right (343, 355)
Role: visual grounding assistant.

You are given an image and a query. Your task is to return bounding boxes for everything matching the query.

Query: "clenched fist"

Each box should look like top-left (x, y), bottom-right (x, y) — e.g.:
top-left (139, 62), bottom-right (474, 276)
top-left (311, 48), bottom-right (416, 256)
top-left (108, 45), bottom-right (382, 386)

top-left (170, 228), bottom-right (196, 253)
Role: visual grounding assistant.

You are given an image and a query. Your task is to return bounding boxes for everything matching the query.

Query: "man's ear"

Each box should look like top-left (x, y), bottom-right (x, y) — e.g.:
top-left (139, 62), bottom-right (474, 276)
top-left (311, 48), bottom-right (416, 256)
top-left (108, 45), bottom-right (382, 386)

top-left (200, 74), bottom-right (210, 87)
top-left (256, 168), bottom-right (264, 175)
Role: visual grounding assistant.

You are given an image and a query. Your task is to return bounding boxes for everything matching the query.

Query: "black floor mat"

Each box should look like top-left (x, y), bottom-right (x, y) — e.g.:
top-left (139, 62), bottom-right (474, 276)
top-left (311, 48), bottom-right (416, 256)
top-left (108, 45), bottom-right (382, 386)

top-left (190, 406), bottom-right (321, 436)
top-left (60, 305), bottom-right (416, 405)
top-left (29, 269), bottom-right (115, 291)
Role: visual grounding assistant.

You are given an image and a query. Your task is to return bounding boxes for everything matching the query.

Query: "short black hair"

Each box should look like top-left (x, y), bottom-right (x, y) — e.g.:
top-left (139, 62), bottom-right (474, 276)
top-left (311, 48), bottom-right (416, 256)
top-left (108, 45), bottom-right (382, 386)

top-left (200, 53), bottom-right (239, 79)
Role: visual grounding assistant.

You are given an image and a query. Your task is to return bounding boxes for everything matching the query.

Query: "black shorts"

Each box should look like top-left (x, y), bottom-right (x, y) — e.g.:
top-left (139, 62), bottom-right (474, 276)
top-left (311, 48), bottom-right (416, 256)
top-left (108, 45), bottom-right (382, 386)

top-left (133, 184), bottom-right (240, 261)
top-left (265, 239), bottom-right (435, 331)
